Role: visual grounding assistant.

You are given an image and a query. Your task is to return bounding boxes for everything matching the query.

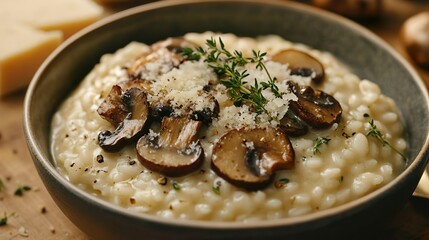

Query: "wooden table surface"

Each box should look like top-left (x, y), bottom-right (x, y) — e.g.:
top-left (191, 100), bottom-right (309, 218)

top-left (1, 0), bottom-right (429, 239)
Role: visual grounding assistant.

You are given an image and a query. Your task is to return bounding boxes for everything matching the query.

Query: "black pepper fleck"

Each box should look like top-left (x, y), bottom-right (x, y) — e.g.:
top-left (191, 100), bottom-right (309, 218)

top-left (157, 177), bottom-right (168, 185)
top-left (70, 163), bottom-right (75, 167)
top-left (96, 154), bottom-right (104, 163)
top-left (129, 160), bottom-right (136, 166)
top-left (203, 85), bottom-right (211, 92)
top-left (342, 132), bottom-right (350, 138)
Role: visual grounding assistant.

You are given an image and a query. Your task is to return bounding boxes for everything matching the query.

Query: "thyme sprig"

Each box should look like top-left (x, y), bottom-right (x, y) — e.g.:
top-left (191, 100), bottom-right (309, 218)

top-left (312, 137), bottom-right (331, 154)
top-left (212, 185), bottom-right (221, 195)
top-left (367, 119), bottom-right (406, 160)
top-left (172, 182), bottom-right (181, 191)
top-left (182, 37), bottom-right (281, 113)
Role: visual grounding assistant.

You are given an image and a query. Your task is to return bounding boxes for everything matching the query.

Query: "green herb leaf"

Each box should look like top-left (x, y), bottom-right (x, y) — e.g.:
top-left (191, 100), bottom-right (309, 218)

top-left (212, 186), bottom-right (221, 195)
top-left (312, 137), bottom-right (331, 154)
top-left (181, 37), bottom-right (282, 114)
top-left (274, 178), bottom-right (290, 189)
top-left (278, 178), bottom-right (290, 184)
top-left (0, 212), bottom-right (10, 226)
top-left (367, 119), bottom-right (406, 160)
top-left (182, 47), bottom-right (201, 61)
top-left (172, 182), bottom-right (181, 191)
top-left (14, 185), bottom-right (31, 196)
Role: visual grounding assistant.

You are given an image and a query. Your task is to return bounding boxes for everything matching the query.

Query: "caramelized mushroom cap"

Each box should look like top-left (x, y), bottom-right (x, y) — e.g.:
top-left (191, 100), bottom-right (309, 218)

top-left (118, 79), bottom-right (175, 121)
top-left (288, 81), bottom-right (342, 129)
top-left (150, 102), bottom-right (174, 120)
top-left (271, 49), bottom-right (325, 84)
top-left (98, 88), bottom-right (150, 152)
top-left (150, 94), bottom-right (220, 125)
top-left (136, 117), bottom-right (204, 177)
top-left (279, 110), bottom-right (309, 137)
top-left (128, 38), bottom-right (197, 78)
top-left (211, 127), bottom-right (295, 190)
top-left (190, 96), bottom-right (220, 125)
top-left (97, 85), bottom-right (129, 127)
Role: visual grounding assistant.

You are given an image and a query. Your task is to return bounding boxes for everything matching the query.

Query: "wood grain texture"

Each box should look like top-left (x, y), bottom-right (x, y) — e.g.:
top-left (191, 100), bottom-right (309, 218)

top-left (0, 0), bottom-right (428, 239)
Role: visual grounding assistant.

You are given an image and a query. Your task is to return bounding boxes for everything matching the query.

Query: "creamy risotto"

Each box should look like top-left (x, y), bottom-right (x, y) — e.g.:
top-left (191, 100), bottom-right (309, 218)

top-left (51, 32), bottom-right (406, 221)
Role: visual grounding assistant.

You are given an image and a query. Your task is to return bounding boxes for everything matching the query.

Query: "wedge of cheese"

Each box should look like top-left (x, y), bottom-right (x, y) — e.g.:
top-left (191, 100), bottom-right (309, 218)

top-left (0, 0), bottom-right (103, 97)
top-left (0, 22), bottom-right (62, 96)
top-left (0, 0), bottom-right (103, 38)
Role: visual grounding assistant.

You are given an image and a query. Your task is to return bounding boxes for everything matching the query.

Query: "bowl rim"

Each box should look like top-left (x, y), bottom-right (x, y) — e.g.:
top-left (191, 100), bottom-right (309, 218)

top-left (24, 0), bottom-right (429, 230)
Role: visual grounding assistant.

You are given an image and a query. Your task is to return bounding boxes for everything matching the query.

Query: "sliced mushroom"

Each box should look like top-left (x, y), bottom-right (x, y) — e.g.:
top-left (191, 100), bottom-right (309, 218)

top-left (127, 47), bottom-right (183, 79)
top-left (151, 37), bottom-right (198, 54)
top-left (97, 85), bottom-right (129, 127)
top-left (117, 79), bottom-right (153, 95)
top-left (211, 127), bottom-right (295, 190)
top-left (98, 88), bottom-right (150, 152)
top-left (150, 102), bottom-right (174, 120)
top-left (288, 81), bottom-right (342, 129)
top-left (136, 117), bottom-right (204, 177)
top-left (190, 95), bottom-right (220, 125)
top-left (150, 93), bottom-right (220, 125)
top-left (117, 79), bottom-right (174, 120)
top-left (127, 38), bottom-right (198, 79)
top-left (271, 49), bottom-right (325, 84)
top-left (279, 109), bottom-right (308, 137)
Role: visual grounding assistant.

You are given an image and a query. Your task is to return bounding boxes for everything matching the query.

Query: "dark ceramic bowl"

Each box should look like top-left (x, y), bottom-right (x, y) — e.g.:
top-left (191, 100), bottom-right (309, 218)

top-left (23, 0), bottom-right (429, 239)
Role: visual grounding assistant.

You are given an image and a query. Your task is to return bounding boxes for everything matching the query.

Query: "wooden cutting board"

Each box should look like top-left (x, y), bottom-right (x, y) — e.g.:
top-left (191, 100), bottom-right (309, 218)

top-left (1, 1), bottom-right (429, 239)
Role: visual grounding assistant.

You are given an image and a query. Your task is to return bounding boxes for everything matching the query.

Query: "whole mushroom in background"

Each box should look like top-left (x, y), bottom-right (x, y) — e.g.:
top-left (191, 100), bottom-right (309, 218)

top-left (401, 11), bottom-right (429, 67)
